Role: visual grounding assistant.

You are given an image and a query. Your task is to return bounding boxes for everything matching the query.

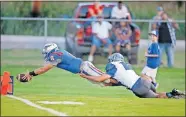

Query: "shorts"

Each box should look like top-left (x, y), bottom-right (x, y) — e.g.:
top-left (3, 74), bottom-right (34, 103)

top-left (131, 78), bottom-right (157, 98)
top-left (141, 66), bottom-right (158, 80)
top-left (115, 39), bottom-right (130, 47)
top-left (80, 61), bottom-right (110, 86)
top-left (92, 36), bottom-right (112, 48)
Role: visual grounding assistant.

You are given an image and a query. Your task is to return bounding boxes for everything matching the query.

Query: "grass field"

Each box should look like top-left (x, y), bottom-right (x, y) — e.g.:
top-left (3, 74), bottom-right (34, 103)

top-left (1, 49), bottom-right (185, 116)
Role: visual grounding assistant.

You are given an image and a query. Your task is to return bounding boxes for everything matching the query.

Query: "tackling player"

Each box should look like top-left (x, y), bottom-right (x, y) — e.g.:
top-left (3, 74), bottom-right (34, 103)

top-left (141, 30), bottom-right (160, 88)
top-left (17, 43), bottom-right (110, 86)
top-left (79, 53), bottom-right (185, 98)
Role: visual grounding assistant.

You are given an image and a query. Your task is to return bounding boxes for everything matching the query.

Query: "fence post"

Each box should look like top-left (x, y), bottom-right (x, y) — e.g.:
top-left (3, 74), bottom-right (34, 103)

top-left (148, 21), bottom-right (152, 32)
top-left (44, 19), bottom-right (48, 38)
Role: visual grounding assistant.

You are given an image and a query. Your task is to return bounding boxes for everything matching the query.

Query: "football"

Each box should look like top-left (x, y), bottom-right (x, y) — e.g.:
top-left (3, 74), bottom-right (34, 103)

top-left (16, 74), bottom-right (29, 82)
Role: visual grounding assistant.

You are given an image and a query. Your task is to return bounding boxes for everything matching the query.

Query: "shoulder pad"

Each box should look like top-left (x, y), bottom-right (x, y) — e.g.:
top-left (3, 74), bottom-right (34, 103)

top-left (105, 63), bottom-right (115, 71)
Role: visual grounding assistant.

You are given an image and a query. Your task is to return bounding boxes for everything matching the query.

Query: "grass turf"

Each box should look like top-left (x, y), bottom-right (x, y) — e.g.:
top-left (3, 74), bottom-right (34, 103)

top-left (1, 65), bottom-right (185, 116)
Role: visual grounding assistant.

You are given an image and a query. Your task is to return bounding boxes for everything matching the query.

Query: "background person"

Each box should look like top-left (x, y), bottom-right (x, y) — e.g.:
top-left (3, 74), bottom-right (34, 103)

top-left (114, 20), bottom-right (132, 63)
top-left (111, 1), bottom-right (131, 29)
top-left (111, 1), bottom-right (131, 20)
top-left (86, 1), bottom-right (104, 18)
top-left (141, 30), bottom-right (160, 89)
top-left (158, 12), bottom-right (179, 68)
top-left (88, 15), bottom-right (113, 62)
top-left (151, 6), bottom-right (164, 31)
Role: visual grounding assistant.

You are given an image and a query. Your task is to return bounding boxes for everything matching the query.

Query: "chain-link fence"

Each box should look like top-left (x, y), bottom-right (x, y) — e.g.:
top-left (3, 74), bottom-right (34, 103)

top-left (1, 17), bottom-right (185, 68)
top-left (1, 17), bottom-right (185, 39)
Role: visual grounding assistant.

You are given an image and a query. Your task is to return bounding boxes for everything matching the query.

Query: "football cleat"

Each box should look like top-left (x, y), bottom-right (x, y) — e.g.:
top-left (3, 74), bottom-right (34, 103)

top-left (171, 88), bottom-right (185, 96)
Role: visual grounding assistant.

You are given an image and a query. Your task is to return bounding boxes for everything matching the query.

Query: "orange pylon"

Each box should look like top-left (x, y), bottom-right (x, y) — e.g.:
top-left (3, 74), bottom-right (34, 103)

top-left (1, 71), bottom-right (11, 95)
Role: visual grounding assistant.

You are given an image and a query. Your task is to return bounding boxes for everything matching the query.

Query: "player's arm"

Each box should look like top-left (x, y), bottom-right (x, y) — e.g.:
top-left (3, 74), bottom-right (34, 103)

top-left (80, 73), bottom-right (111, 82)
top-left (22, 63), bottom-right (54, 80)
top-left (31, 64), bottom-right (54, 75)
top-left (24, 53), bottom-right (62, 80)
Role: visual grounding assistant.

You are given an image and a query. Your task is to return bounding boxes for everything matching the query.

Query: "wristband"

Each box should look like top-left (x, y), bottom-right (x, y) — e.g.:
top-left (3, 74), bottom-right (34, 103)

top-left (29, 71), bottom-right (38, 76)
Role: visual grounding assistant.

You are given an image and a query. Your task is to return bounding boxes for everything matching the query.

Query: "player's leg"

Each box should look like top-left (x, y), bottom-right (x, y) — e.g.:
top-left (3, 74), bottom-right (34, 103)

top-left (131, 78), bottom-right (156, 98)
top-left (131, 78), bottom-right (181, 99)
top-left (80, 61), bottom-right (103, 76)
top-left (150, 82), bottom-right (156, 93)
top-left (156, 89), bottom-right (185, 99)
top-left (143, 81), bottom-right (185, 98)
top-left (141, 79), bottom-right (173, 98)
top-left (80, 61), bottom-right (110, 86)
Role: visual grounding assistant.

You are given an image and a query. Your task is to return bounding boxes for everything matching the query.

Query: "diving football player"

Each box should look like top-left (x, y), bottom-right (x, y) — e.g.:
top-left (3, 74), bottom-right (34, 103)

top-left (17, 43), bottom-right (110, 86)
top-left (79, 53), bottom-right (185, 99)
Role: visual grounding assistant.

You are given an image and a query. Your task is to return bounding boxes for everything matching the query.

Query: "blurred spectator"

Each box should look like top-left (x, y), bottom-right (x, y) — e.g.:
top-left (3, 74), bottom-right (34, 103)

top-left (158, 12), bottom-right (179, 68)
top-left (152, 6), bottom-right (164, 31)
top-left (86, 1), bottom-right (104, 18)
top-left (88, 15), bottom-right (113, 62)
top-left (111, 1), bottom-right (131, 20)
top-left (30, 1), bottom-right (41, 17)
top-left (114, 20), bottom-right (132, 62)
top-left (111, 1), bottom-right (131, 35)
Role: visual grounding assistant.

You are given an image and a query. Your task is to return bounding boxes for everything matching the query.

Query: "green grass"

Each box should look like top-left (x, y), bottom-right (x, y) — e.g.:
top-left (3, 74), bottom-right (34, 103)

top-left (1, 96), bottom-right (54, 116)
top-left (1, 64), bottom-right (185, 116)
top-left (1, 49), bottom-right (185, 116)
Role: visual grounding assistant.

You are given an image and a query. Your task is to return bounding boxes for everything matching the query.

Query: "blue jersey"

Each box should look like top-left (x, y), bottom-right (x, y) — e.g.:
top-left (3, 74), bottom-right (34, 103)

top-left (147, 42), bottom-right (160, 69)
top-left (105, 62), bottom-right (140, 89)
top-left (46, 50), bottom-right (83, 74)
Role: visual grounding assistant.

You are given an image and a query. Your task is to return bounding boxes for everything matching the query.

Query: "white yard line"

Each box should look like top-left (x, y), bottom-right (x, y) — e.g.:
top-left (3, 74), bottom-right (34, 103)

top-left (37, 101), bottom-right (85, 105)
top-left (7, 95), bottom-right (68, 116)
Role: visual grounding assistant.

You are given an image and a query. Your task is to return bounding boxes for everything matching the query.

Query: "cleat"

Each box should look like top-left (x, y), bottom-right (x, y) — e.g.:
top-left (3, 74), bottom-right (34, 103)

top-left (171, 88), bottom-right (185, 96)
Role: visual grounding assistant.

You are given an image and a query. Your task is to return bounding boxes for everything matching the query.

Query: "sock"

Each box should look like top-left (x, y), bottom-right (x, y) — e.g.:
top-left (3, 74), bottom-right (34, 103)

top-left (88, 55), bottom-right (93, 62)
top-left (166, 92), bottom-right (173, 98)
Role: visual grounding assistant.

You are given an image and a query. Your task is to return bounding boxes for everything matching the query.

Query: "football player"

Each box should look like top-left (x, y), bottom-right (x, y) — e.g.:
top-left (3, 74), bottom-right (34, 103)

top-left (17, 43), bottom-right (110, 86)
top-left (79, 53), bottom-right (185, 99)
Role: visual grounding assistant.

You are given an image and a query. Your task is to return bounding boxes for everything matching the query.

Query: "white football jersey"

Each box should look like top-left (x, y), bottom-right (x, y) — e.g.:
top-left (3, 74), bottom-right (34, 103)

top-left (110, 62), bottom-right (140, 88)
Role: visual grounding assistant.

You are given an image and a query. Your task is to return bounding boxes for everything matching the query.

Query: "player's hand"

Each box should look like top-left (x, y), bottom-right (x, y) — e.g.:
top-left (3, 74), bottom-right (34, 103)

top-left (79, 73), bottom-right (87, 79)
top-left (22, 72), bottom-right (32, 81)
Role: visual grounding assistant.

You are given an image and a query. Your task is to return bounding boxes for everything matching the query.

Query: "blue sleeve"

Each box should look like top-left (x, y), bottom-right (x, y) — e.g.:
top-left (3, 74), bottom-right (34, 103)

top-left (151, 43), bottom-right (159, 55)
top-left (105, 63), bottom-right (117, 78)
top-left (48, 52), bottom-right (63, 66)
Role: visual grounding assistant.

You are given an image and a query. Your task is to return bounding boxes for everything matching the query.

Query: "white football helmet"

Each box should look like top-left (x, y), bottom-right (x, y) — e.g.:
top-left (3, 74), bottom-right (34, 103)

top-left (42, 43), bottom-right (59, 60)
top-left (108, 53), bottom-right (124, 63)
